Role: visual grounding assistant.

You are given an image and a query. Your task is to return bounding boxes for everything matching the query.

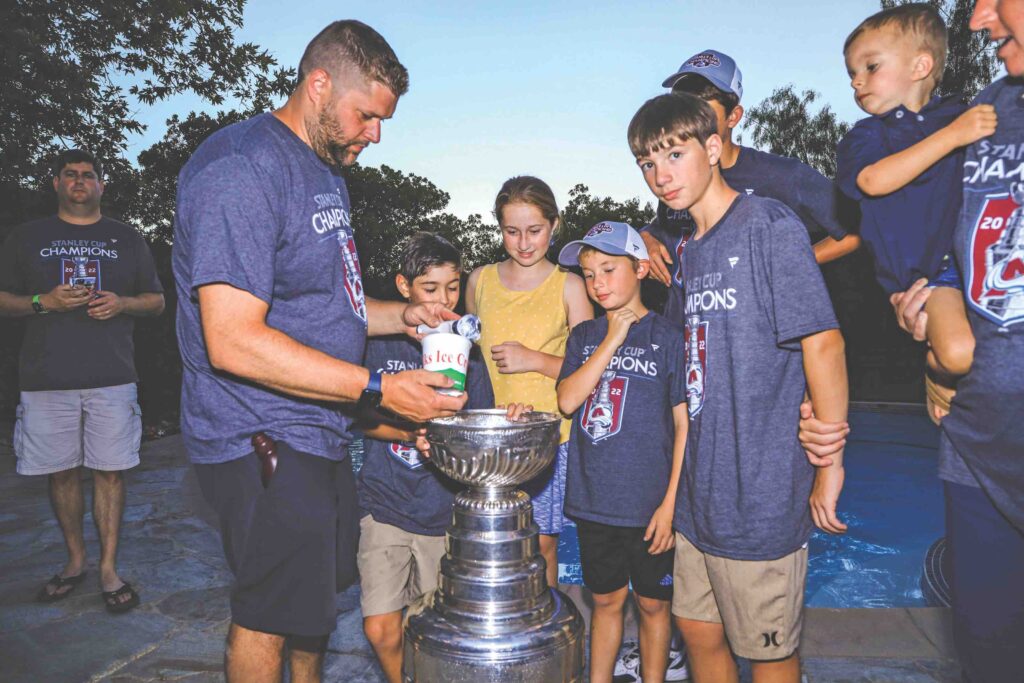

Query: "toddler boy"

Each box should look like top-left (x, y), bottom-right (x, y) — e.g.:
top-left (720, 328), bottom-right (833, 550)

top-left (630, 92), bottom-right (848, 683)
top-left (839, 4), bottom-right (996, 419)
top-left (556, 222), bottom-right (687, 683)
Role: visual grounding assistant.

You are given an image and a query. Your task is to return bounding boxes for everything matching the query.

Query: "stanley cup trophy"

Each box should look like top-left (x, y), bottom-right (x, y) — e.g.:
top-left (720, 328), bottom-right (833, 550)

top-left (403, 410), bottom-right (584, 682)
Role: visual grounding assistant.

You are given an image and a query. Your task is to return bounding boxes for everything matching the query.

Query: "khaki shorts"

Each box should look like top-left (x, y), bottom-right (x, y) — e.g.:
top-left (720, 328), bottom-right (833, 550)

top-left (672, 531), bottom-right (807, 660)
top-left (14, 384), bottom-right (142, 476)
top-left (357, 514), bottom-right (447, 617)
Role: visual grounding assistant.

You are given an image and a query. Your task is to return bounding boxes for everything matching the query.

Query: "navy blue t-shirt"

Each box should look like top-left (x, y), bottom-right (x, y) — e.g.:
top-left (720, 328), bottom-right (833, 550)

top-left (173, 113), bottom-right (368, 464)
top-left (558, 312), bottom-right (687, 527)
top-left (357, 335), bottom-right (495, 536)
top-left (643, 145), bottom-right (851, 324)
top-left (673, 194), bottom-right (838, 561)
top-left (941, 77), bottom-right (1024, 531)
top-left (837, 95), bottom-right (966, 293)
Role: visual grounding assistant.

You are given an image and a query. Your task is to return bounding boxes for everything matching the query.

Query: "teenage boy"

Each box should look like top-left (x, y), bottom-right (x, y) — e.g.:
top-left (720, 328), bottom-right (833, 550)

top-left (630, 92), bottom-right (848, 683)
top-left (355, 232), bottom-right (498, 683)
top-left (839, 4), bottom-right (995, 422)
top-left (556, 222), bottom-right (687, 683)
top-left (640, 49), bottom-right (861, 324)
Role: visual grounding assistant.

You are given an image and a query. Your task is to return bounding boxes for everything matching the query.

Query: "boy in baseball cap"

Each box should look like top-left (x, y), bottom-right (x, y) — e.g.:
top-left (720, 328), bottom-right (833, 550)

top-left (556, 221), bottom-right (688, 682)
top-left (642, 48), bottom-right (860, 326)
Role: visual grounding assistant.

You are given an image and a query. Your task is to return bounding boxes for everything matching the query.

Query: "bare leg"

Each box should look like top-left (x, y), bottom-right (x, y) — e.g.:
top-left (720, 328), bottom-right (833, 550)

top-left (751, 654), bottom-right (801, 683)
top-left (636, 594), bottom-right (671, 683)
top-left (364, 611), bottom-right (404, 683)
top-left (47, 467), bottom-right (87, 592)
top-left (925, 287), bottom-right (975, 377)
top-left (226, 623), bottom-right (285, 683)
top-left (92, 469), bottom-right (127, 595)
top-left (539, 533), bottom-right (559, 587)
top-left (676, 617), bottom-right (738, 683)
top-left (288, 635), bottom-right (327, 683)
top-left (589, 586), bottom-right (629, 683)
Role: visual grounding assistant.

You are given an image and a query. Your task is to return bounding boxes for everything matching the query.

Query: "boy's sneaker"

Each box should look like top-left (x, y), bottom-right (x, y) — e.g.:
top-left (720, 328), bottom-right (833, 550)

top-left (612, 641), bottom-right (689, 682)
top-left (612, 641), bottom-right (641, 682)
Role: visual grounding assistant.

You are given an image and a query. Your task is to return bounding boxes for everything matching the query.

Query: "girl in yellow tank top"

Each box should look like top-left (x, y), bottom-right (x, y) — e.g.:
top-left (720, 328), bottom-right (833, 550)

top-left (466, 176), bottom-right (593, 588)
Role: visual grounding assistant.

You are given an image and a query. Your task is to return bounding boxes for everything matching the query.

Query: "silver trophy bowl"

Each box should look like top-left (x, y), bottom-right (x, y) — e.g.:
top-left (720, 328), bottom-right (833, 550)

top-left (403, 410), bottom-right (584, 682)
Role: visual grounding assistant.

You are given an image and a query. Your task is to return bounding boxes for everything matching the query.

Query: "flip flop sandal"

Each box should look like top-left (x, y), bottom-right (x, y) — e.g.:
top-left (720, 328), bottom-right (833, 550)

top-left (36, 571), bottom-right (87, 603)
top-left (102, 582), bottom-right (140, 614)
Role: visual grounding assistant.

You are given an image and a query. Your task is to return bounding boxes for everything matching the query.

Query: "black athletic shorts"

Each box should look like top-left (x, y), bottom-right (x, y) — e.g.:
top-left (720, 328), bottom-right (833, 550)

top-left (574, 518), bottom-right (674, 600)
top-left (194, 443), bottom-right (360, 637)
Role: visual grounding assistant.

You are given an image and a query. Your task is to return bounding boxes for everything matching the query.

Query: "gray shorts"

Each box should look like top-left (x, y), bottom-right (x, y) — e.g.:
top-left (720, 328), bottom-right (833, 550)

top-left (14, 384), bottom-right (142, 475)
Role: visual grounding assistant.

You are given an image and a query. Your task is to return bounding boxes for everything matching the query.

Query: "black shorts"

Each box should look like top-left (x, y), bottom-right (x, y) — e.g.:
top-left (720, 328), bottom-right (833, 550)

top-left (574, 518), bottom-right (674, 600)
top-left (194, 443), bottom-right (360, 637)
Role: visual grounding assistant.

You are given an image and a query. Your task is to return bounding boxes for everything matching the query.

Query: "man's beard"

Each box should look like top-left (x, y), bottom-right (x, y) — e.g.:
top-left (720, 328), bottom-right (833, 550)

top-left (307, 104), bottom-right (359, 167)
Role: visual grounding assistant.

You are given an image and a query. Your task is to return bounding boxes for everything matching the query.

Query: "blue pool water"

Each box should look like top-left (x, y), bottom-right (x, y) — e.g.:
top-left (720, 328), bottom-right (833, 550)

top-left (555, 410), bottom-right (945, 608)
top-left (350, 409), bottom-right (944, 609)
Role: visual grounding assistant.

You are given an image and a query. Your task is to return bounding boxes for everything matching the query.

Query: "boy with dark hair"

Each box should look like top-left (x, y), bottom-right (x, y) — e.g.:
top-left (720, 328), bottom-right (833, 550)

top-left (839, 3), bottom-right (996, 422)
top-left (355, 232), bottom-right (497, 683)
top-left (556, 222), bottom-right (687, 683)
top-left (630, 92), bottom-right (848, 683)
top-left (640, 49), bottom-right (860, 324)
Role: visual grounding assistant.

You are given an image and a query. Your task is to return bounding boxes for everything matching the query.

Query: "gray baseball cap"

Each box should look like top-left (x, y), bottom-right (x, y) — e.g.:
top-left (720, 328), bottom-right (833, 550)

top-left (661, 49), bottom-right (743, 100)
top-left (558, 221), bottom-right (649, 267)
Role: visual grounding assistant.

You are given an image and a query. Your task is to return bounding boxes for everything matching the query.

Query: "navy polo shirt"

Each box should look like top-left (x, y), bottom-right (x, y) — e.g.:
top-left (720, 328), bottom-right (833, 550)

top-left (837, 95), bottom-right (967, 293)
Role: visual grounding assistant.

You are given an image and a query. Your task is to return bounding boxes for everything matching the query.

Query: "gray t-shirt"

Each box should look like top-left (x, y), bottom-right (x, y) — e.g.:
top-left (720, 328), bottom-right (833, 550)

top-left (673, 194), bottom-right (839, 560)
top-left (559, 312), bottom-right (687, 527)
top-left (173, 113), bottom-right (368, 464)
top-left (0, 215), bottom-right (163, 391)
top-left (942, 77), bottom-right (1024, 530)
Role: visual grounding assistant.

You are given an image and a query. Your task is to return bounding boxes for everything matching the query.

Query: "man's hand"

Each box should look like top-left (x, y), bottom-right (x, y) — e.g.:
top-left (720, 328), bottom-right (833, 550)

top-left (640, 231), bottom-right (673, 286)
top-left (810, 467), bottom-right (847, 534)
top-left (87, 290), bottom-right (125, 320)
top-left (606, 308), bottom-right (640, 347)
top-left (799, 400), bottom-right (849, 467)
top-left (380, 369), bottom-right (468, 423)
top-left (402, 303), bottom-right (460, 339)
top-left (947, 104), bottom-right (997, 147)
top-left (41, 284), bottom-right (92, 313)
top-left (491, 341), bottom-right (538, 374)
top-left (644, 501), bottom-right (676, 554)
top-left (890, 278), bottom-right (931, 341)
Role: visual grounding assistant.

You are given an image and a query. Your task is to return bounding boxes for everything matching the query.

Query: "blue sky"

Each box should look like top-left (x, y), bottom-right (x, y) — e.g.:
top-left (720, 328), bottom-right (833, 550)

top-left (131, 0), bottom-right (917, 220)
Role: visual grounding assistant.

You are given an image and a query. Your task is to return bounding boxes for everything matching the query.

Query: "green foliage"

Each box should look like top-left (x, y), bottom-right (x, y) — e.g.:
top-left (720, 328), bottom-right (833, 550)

top-left (880, 0), bottom-right (999, 100)
top-left (742, 87), bottom-right (850, 178)
top-left (0, 0), bottom-right (293, 227)
top-left (559, 184), bottom-right (655, 247)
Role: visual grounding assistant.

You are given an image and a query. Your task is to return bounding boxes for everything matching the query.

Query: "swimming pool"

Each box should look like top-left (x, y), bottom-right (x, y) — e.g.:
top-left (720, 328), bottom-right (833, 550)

top-left (350, 408), bottom-right (945, 609)
top-left (555, 409), bottom-right (945, 608)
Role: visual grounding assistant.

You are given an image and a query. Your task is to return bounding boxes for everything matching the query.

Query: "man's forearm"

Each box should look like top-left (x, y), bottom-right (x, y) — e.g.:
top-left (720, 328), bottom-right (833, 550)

top-left (0, 291), bottom-right (35, 317)
top-left (802, 328), bottom-right (848, 467)
top-left (121, 292), bottom-right (165, 317)
top-left (366, 297), bottom-right (407, 336)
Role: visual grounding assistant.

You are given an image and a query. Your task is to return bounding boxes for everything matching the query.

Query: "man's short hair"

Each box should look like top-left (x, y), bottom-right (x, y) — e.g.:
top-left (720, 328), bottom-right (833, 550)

top-left (844, 4), bottom-right (947, 87)
top-left (298, 20), bottom-right (409, 97)
top-left (672, 75), bottom-right (741, 116)
top-left (52, 149), bottom-right (102, 179)
top-left (628, 93), bottom-right (718, 158)
top-left (399, 231), bottom-right (462, 283)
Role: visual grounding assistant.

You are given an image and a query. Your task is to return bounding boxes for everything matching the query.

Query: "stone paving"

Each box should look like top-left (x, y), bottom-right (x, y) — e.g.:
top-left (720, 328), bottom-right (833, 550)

top-left (0, 430), bottom-right (963, 682)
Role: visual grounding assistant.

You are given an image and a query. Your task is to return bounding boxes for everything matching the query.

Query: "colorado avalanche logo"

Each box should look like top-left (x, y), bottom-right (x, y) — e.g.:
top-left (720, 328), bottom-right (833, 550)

top-left (966, 185), bottom-right (1024, 326)
top-left (684, 315), bottom-right (708, 416)
top-left (586, 223), bottom-right (615, 238)
top-left (673, 234), bottom-right (690, 286)
top-left (338, 231), bottom-right (367, 322)
top-left (580, 370), bottom-right (628, 442)
top-left (686, 52), bottom-right (721, 69)
top-left (388, 442), bottom-right (424, 469)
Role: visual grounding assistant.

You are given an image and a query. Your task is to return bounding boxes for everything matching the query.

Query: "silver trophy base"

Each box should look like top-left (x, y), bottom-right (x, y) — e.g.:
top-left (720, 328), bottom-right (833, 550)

top-left (403, 587), bottom-right (584, 682)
